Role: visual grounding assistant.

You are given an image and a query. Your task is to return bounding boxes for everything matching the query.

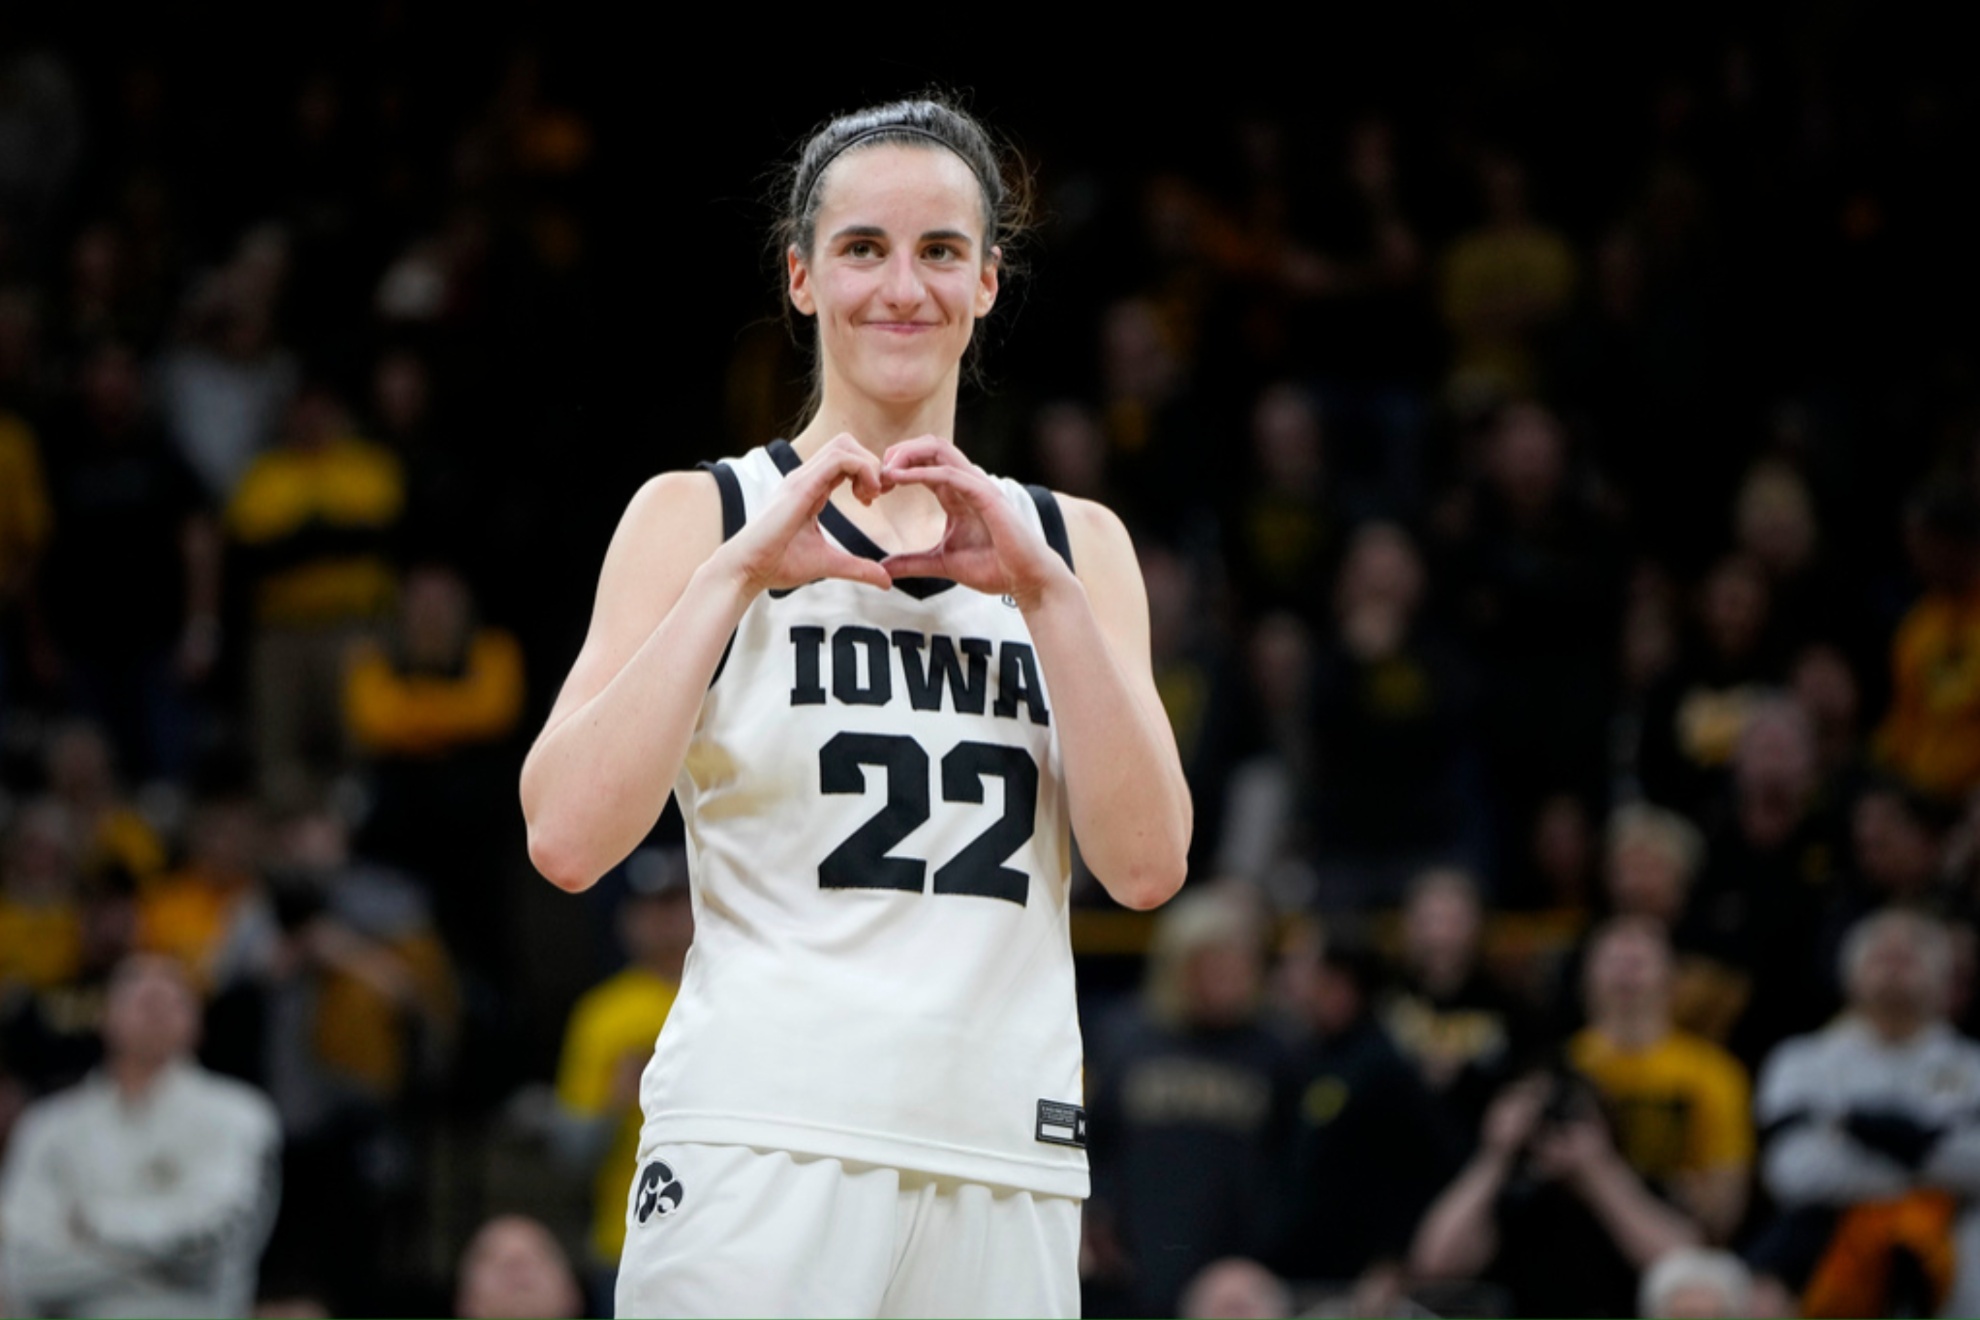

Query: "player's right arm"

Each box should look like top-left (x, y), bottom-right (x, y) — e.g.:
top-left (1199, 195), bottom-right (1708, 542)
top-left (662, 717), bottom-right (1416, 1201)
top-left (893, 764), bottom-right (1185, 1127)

top-left (521, 436), bottom-right (889, 892)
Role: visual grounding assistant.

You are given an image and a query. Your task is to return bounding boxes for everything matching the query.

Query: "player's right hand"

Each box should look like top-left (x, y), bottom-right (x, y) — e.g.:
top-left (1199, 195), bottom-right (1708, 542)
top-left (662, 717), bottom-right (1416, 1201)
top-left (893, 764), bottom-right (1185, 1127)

top-left (717, 433), bottom-right (893, 596)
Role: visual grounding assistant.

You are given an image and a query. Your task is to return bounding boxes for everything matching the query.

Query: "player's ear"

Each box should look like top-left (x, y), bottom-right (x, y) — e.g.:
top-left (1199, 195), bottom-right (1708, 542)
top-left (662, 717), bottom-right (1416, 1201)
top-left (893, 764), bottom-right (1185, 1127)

top-left (788, 246), bottom-right (817, 317)
top-left (976, 246), bottom-right (1000, 318)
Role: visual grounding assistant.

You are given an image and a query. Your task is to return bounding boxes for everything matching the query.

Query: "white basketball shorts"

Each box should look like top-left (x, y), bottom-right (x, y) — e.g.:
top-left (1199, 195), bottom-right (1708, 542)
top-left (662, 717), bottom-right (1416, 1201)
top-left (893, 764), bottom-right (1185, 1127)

top-left (613, 1143), bottom-right (1081, 1318)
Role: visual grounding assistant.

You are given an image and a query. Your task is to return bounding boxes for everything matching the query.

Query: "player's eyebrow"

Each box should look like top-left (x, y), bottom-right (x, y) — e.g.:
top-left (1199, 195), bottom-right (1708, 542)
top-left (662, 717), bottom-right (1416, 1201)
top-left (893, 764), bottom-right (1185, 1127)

top-left (827, 225), bottom-right (975, 249)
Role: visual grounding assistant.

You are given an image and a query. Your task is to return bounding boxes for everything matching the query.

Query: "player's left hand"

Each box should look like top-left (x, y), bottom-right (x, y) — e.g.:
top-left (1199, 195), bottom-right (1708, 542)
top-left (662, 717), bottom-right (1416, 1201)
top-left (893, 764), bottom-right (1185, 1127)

top-left (879, 437), bottom-right (1072, 606)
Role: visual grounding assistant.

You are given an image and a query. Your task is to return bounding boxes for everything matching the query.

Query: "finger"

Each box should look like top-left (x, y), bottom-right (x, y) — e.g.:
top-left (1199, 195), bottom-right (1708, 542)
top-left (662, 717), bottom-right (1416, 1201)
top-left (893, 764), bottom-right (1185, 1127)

top-left (819, 433), bottom-right (883, 500)
top-left (800, 446), bottom-right (885, 508)
top-left (882, 435), bottom-right (970, 473)
top-left (880, 461), bottom-right (998, 504)
top-left (880, 549), bottom-right (950, 580)
top-left (819, 548), bottom-right (894, 590)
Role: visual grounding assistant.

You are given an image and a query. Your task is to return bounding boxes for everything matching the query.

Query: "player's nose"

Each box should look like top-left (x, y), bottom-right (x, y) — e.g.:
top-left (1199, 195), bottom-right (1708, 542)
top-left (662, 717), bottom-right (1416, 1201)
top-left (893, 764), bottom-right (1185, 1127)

top-left (879, 250), bottom-right (925, 309)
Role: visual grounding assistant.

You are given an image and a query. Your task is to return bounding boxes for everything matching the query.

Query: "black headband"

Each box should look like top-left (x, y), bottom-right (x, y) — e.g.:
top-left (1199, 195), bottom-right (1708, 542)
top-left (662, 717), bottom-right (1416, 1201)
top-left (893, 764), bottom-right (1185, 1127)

top-left (797, 124), bottom-right (997, 218)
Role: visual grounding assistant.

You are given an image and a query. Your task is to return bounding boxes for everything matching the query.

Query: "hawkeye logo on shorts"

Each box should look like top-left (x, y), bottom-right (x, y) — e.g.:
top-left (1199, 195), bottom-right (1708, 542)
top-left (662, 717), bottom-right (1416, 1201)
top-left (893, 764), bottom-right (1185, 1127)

top-left (634, 1160), bottom-right (684, 1224)
top-left (1036, 1100), bottom-right (1087, 1149)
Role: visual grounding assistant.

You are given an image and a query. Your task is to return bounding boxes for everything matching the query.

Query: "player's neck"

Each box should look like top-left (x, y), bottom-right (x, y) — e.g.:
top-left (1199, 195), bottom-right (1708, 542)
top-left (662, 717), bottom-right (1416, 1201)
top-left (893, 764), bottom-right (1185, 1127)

top-left (795, 381), bottom-right (961, 460)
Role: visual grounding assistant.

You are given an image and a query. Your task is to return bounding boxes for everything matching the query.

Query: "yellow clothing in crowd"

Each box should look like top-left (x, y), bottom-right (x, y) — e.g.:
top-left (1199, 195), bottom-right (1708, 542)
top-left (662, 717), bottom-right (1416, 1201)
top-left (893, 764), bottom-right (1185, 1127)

top-left (136, 870), bottom-right (253, 989)
top-left (1876, 587), bottom-right (1980, 800)
top-left (0, 900), bottom-right (83, 991)
top-left (1569, 1026), bottom-right (1754, 1185)
top-left (555, 967), bottom-right (679, 1263)
top-left (0, 412), bottom-right (52, 590)
top-left (1440, 225), bottom-right (1577, 398)
top-left (225, 435), bottom-right (403, 626)
top-left (344, 630), bottom-right (525, 758)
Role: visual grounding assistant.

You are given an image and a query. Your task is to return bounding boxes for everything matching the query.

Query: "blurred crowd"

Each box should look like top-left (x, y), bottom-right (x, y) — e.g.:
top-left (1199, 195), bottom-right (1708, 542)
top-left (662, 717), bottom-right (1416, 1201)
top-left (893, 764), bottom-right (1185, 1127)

top-left (5, 7), bottom-right (1980, 1318)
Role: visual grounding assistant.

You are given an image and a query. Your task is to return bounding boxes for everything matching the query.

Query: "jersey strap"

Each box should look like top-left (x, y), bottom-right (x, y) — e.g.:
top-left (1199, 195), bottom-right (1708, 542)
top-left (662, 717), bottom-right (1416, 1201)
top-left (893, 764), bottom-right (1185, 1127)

top-left (1026, 485), bottom-right (1074, 571)
top-left (695, 460), bottom-right (744, 685)
top-left (696, 460), bottom-right (746, 541)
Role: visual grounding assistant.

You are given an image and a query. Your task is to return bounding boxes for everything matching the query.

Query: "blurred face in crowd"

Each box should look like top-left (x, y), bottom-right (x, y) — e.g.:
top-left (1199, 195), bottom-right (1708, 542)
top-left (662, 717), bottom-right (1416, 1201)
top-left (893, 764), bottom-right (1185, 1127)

top-left (1251, 384), bottom-right (1325, 494)
top-left (1100, 297), bottom-right (1178, 401)
top-left (1404, 872), bottom-right (1482, 988)
top-left (1792, 645), bottom-right (1858, 746)
top-left (1736, 463), bottom-right (1818, 577)
top-left (1183, 936), bottom-right (1264, 1031)
top-left (373, 350), bottom-right (430, 436)
top-left (187, 798), bottom-right (262, 881)
top-left (46, 722), bottom-right (116, 803)
top-left (1337, 522), bottom-right (1424, 621)
top-left (1031, 401), bottom-right (1107, 500)
top-left (1606, 828), bottom-right (1690, 924)
top-left (1532, 794), bottom-right (1595, 907)
top-left (102, 954), bottom-right (200, 1068)
top-left (1179, 1257), bottom-right (1292, 1319)
top-left (1246, 613), bottom-right (1311, 723)
top-left (285, 387), bottom-right (344, 449)
top-left (1699, 556), bottom-right (1770, 661)
top-left (1853, 791), bottom-right (1940, 899)
top-left (1488, 404), bottom-right (1565, 518)
top-left (455, 1216), bottom-right (582, 1320)
top-left (786, 144), bottom-right (996, 412)
top-left (1735, 704), bottom-right (1817, 844)
top-left (402, 565), bottom-right (474, 666)
top-left (80, 343), bottom-right (143, 433)
top-left (3, 799), bottom-right (76, 901)
top-left (1847, 916), bottom-right (1948, 1025)
top-left (1585, 919), bottom-right (1673, 1025)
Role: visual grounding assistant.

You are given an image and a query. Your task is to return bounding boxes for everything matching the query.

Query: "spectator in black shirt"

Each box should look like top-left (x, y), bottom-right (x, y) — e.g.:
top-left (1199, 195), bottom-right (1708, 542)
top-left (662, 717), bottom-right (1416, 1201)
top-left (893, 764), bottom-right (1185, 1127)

top-left (1382, 868), bottom-right (1536, 1147)
top-left (1086, 887), bottom-right (1297, 1319)
top-left (1310, 521), bottom-right (1481, 907)
top-left (37, 339), bottom-right (218, 780)
top-left (1270, 926), bottom-right (1460, 1311)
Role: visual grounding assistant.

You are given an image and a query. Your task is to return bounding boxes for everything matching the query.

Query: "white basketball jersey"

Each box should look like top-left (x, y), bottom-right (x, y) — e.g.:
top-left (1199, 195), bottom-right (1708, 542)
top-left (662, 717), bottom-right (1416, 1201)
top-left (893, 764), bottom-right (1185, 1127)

top-left (638, 441), bottom-right (1089, 1199)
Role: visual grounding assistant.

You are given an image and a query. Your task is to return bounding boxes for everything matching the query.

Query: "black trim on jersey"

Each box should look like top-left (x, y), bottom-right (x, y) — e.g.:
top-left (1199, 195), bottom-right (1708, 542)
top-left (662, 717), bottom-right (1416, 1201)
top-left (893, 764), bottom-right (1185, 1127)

top-left (767, 439), bottom-right (956, 600)
top-left (698, 459), bottom-right (746, 541)
top-left (696, 460), bottom-right (744, 685)
top-left (1026, 485), bottom-right (1074, 571)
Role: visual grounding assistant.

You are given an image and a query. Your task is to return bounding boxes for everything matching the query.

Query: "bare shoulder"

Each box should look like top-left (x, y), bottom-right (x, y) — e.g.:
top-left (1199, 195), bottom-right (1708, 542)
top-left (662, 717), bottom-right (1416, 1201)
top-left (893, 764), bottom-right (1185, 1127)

top-left (1055, 494), bottom-right (1142, 590)
top-left (542, 469), bottom-right (726, 729)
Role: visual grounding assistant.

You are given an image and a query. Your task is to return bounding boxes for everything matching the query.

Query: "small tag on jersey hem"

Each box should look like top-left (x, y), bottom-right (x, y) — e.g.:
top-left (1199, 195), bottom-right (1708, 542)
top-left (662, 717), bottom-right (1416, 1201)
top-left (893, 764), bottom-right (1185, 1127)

top-left (1036, 1100), bottom-right (1087, 1148)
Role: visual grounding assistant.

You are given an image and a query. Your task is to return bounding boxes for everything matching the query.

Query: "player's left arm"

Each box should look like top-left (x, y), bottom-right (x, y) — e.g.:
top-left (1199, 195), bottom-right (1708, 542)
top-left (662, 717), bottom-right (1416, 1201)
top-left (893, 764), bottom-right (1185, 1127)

top-left (1034, 496), bottom-right (1192, 910)
top-left (878, 441), bottom-right (1190, 909)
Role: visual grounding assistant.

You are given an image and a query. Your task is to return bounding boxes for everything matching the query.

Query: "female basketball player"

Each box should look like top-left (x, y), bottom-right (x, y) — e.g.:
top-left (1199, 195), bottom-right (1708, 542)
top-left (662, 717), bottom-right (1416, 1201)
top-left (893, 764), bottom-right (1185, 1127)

top-left (521, 99), bottom-right (1191, 1317)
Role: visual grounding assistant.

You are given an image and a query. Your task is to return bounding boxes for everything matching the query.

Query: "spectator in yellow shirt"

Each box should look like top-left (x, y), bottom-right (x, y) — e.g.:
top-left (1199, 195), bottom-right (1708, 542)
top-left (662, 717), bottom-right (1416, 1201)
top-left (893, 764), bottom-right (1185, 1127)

top-left (1876, 483), bottom-right (1980, 801)
top-left (344, 561), bottom-right (522, 975)
top-left (226, 383), bottom-right (403, 800)
top-left (1570, 915), bottom-right (1755, 1244)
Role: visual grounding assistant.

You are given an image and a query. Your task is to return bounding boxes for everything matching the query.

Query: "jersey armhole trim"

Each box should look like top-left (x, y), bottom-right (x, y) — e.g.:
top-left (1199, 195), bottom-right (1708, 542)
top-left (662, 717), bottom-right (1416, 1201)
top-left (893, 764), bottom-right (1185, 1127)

top-left (698, 460), bottom-right (746, 542)
top-left (695, 460), bottom-right (744, 687)
top-left (1026, 485), bottom-right (1075, 572)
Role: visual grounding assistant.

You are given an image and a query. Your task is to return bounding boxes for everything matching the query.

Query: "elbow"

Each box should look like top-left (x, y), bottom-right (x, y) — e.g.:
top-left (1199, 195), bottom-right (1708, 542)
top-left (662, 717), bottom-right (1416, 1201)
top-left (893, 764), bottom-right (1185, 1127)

top-left (1104, 854), bottom-right (1189, 911)
top-left (526, 820), bottom-right (604, 894)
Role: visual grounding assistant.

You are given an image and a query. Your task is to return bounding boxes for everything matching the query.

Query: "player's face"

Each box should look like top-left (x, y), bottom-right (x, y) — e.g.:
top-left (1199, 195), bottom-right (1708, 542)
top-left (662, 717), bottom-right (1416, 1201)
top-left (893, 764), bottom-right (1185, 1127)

top-left (788, 144), bottom-right (998, 409)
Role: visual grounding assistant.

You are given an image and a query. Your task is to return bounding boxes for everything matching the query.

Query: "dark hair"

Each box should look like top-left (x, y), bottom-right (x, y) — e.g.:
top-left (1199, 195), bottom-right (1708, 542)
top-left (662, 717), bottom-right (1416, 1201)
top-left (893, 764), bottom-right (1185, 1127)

top-left (776, 97), bottom-right (1023, 262)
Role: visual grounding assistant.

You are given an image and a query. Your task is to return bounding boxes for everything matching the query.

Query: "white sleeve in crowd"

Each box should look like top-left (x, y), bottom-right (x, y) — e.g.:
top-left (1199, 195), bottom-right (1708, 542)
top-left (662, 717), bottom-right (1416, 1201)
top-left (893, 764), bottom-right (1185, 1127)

top-left (0, 1107), bottom-right (134, 1314)
top-left (78, 1094), bottom-right (281, 1274)
top-left (1757, 1037), bottom-right (1909, 1208)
